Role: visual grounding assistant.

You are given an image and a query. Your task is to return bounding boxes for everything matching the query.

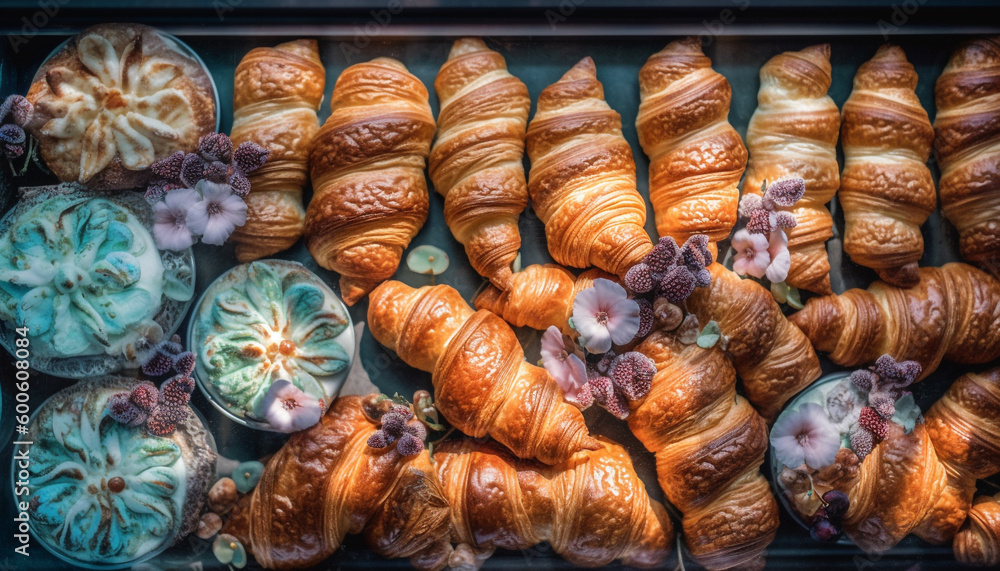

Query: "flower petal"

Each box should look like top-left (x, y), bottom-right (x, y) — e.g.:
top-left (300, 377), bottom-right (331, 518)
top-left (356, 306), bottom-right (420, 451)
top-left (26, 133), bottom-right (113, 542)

top-left (607, 297), bottom-right (641, 345)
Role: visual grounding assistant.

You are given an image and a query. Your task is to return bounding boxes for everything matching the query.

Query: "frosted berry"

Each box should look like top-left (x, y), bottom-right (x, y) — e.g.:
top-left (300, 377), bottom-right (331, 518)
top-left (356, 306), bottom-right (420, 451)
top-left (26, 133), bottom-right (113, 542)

top-left (173, 351), bottom-right (196, 376)
top-left (850, 427), bottom-right (875, 460)
top-left (395, 432), bottom-right (424, 456)
top-left (130, 383), bottom-right (159, 412)
top-left (624, 263), bottom-right (654, 294)
top-left (660, 266), bottom-right (696, 303)
top-left (858, 406), bottom-right (889, 440)
top-left (850, 369), bottom-right (876, 393)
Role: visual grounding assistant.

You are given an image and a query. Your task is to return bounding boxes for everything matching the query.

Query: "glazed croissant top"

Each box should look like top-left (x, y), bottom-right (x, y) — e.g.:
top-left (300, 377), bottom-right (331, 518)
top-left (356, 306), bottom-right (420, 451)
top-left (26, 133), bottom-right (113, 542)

top-left (743, 44), bottom-right (840, 294)
top-left (430, 38), bottom-right (530, 290)
top-left (474, 263), bottom-right (618, 336)
top-left (789, 263), bottom-right (1000, 379)
top-left (636, 37), bottom-right (746, 247)
top-left (222, 395), bottom-right (452, 571)
top-left (631, 330), bottom-right (778, 571)
top-left (955, 494), bottom-right (1000, 566)
top-left (934, 36), bottom-right (1000, 268)
top-left (306, 57), bottom-right (435, 305)
top-left (230, 39), bottom-right (325, 262)
top-left (687, 263), bottom-right (821, 422)
top-left (526, 57), bottom-right (652, 277)
top-left (368, 280), bottom-right (599, 464)
top-left (840, 44), bottom-right (936, 288)
top-left (434, 437), bottom-right (674, 568)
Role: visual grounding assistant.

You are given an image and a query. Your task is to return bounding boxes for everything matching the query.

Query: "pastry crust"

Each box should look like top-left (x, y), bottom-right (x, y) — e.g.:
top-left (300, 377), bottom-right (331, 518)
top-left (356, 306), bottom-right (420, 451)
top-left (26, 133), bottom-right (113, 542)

top-left (26, 23), bottom-right (216, 190)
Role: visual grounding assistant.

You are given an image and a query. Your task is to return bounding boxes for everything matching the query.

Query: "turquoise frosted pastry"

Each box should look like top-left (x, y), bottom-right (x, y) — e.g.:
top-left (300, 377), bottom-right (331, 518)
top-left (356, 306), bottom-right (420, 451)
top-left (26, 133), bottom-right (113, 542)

top-left (0, 186), bottom-right (194, 368)
top-left (192, 260), bottom-right (352, 431)
top-left (23, 378), bottom-right (216, 566)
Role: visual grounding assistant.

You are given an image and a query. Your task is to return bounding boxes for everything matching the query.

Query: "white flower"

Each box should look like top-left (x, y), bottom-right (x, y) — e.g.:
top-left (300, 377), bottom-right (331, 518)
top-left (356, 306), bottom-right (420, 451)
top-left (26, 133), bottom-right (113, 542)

top-left (539, 326), bottom-right (589, 405)
top-left (731, 229), bottom-right (771, 279)
top-left (766, 229), bottom-right (792, 283)
top-left (260, 379), bottom-right (323, 433)
top-left (152, 188), bottom-right (199, 251)
top-left (186, 180), bottom-right (247, 246)
top-left (770, 402), bottom-right (841, 470)
top-left (572, 279), bottom-right (640, 354)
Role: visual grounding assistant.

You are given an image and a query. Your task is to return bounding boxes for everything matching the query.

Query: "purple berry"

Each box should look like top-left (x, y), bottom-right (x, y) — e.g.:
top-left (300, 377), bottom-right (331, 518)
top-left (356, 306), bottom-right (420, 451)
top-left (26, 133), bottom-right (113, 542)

top-left (645, 237), bottom-right (679, 273)
top-left (822, 490), bottom-right (849, 520)
top-left (367, 430), bottom-right (391, 449)
top-left (765, 178), bottom-right (806, 208)
top-left (395, 432), bottom-right (424, 456)
top-left (659, 266), bottom-right (696, 303)
top-left (850, 369), bottom-right (876, 393)
top-left (233, 141), bottom-right (269, 174)
top-left (774, 211), bottom-right (798, 229)
top-left (746, 208), bottom-right (773, 234)
top-left (229, 173), bottom-right (251, 197)
top-left (179, 153), bottom-right (206, 187)
top-left (738, 193), bottom-right (763, 218)
top-left (693, 267), bottom-right (711, 288)
top-left (204, 160), bottom-right (229, 183)
top-left (635, 298), bottom-right (654, 338)
top-left (851, 427), bottom-right (875, 461)
top-left (809, 518), bottom-right (841, 542)
top-left (404, 420), bottom-right (428, 441)
top-left (130, 384), bottom-right (159, 412)
top-left (380, 412), bottom-right (406, 435)
top-left (624, 263), bottom-right (654, 294)
top-left (150, 151), bottom-right (186, 181)
top-left (198, 132), bottom-right (234, 162)
top-left (173, 351), bottom-right (196, 376)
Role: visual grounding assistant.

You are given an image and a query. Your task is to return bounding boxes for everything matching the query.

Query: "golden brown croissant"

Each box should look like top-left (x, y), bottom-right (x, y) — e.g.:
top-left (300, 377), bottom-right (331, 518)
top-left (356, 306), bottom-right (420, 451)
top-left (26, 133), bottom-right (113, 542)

top-left (630, 330), bottom-right (778, 570)
top-left (789, 263), bottom-right (1000, 379)
top-left (474, 263), bottom-right (617, 336)
top-left (429, 38), bottom-right (530, 290)
top-left (934, 36), bottom-right (1000, 270)
top-left (306, 57), bottom-right (435, 305)
top-left (636, 37), bottom-right (746, 249)
top-left (686, 263), bottom-right (821, 422)
top-left (367, 280), bottom-right (599, 464)
top-left (433, 437), bottom-right (674, 568)
top-left (526, 57), bottom-right (652, 277)
top-left (229, 40), bottom-right (325, 262)
top-left (955, 495), bottom-right (1000, 566)
top-left (222, 395), bottom-right (451, 570)
top-left (742, 44), bottom-right (840, 294)
top-left (840, 44), bottom-right (936, 287)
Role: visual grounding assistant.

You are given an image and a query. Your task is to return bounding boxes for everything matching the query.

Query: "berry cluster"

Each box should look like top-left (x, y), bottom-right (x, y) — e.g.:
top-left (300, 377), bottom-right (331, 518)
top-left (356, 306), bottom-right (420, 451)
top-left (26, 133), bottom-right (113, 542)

top-left (848, 354), bottom-right (921, 460)
top-left (575, 351), bottom-right (655, 419)
top-left (625, 236), bottom-right (713, 303)
top-left (108, 375), bottom-right (196, 436)
top-left (140, 334), bottom-right (197, 379)
top-left (366, 404), bottom-right (427, 456)
top-left (810, 489), bottom-right (849, 542)
top-left (738, 178), bottom-right (806, 236)
top-left (145, 133), bottom-right (268, 201)
top-left (0, 94), bottom-right (32, 160)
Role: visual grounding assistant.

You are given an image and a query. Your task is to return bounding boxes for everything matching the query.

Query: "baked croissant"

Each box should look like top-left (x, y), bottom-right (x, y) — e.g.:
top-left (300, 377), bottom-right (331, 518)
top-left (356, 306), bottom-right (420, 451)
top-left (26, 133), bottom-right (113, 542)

top-left (306, 57), bottom-right (435, 305)
top-left (742, 44), bottom-right (840, 294)
top-left (526, 57), bottom-right (652, 277)
top-left (842, 367), bottom-right (1000, 552)
top-left (955, 496), bottom-right (1000, 566)
top-left (222, 395), bottom-right (452, 570)
top-left (636, 37), bottom-right (746, 248)
top-left (474, 263), bottom-right (617, 336)
top-left (230, 40), bottom-right (325, 262)
top-left (934, 36), bottom-right (1000, 269)
top-left (630, 330), bottom-right (778, 570)
top-left (367, 280), bottom-right (599, 464)
top-left (434, 437), bottom-right (674, 568)
top-left (430, 38), bottom-right (530, 290)
top-left (789, 263), bottom-right (1000, 379)
top-left (686, 263), bottom-right (821, 422)
top-left (840, 44), bottom-right (936, 287)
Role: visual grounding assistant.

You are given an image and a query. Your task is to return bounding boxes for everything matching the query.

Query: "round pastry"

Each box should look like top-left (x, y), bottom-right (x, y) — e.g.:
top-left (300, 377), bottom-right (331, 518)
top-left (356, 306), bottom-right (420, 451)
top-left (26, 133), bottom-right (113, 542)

top-left (19, 378), bottom-right (216, 568)
top-left (190, 259), bottom-right (354, 432)
top-left (0, 184), bottom-right (195, 377)
top-left (26, 23), bottom-right (217, 190)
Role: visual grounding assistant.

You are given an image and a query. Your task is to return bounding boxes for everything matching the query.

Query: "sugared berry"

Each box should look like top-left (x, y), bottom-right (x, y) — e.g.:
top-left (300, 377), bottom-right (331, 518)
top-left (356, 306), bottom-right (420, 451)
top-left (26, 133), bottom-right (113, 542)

top-left (130, 383), bottom-right (159, 412)
top-left (142, 351), bottom-right (174, 377)
top-left (404, 420), bottom-right (428, 441)
top-left (624, 263), bottom-right (654, 294)
top-left (693, 267), bottom-right (711, 288)
top-left (660, 266), bottom-right (696, 303)
top-left (774, 211), bottom-right (798, 229)
top-left (850, 427), bottom-right (875, 461)
top-left (645, 237), bottom-right (679, 273)
top-left (380, 412), bottom-right (406, 435)
top-left (233, 141), bottom-right (269, 174)
top-left (746, 208), bottom-right (773, 234)
top-left (367, 430), bottom-right (392, 449)
top-left (765, 178), bottom-right (806, 208)
top-left (395, 432), bottom-right (424, 456)
top-left (738, 193), bottom-right (763, 218)
top-left (858, 407), bottom-right (889, 440)
top-left (173, 351), bottom-right (196, 376)
top-left (635, 299), bottom-right (654, 338)
top-left (850, 369), bottom-right (876, 393)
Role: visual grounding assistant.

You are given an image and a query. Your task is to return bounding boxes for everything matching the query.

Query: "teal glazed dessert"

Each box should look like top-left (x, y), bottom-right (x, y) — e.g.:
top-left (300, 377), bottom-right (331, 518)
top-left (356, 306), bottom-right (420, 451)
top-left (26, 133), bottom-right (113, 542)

top-left (0, 184), bottom-right (195, 377)
top-left (20, 378), bottom-right (216, 568)
top-left (191, 259), bottom-right (354, 432)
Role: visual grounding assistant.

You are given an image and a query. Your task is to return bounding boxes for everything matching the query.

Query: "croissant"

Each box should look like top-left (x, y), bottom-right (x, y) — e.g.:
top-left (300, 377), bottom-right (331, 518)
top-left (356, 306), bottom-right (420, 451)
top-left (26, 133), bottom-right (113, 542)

top-left (222, 395), bottom-right (452, 570)
top-left (839, 44), bottom-right (936, 287)
top-left (229, 40), bottom-right (325, 262)
top-left (686, 263), bottom-right (821, 422)
top-left (636, 37), bottom-right (746, 249)
top-left (434, 437), bottom-right (674, 568)
top-left (630, 330), bottom-right (778, 570)
top-left (955, 495), bottom-right (1000, 566)
top-left (934, 36), bottom-right (1000, 269)
top-left (367, 280), bottom-right (599, 464)
top-left (742, 44), bottom-right (840, 294)
top-left (474, 263), bottom-right (617, 336)
top-left (429, 38), bottom-right (530, 290)
top-left (841, 367), bottom-right (1000, 552)
top-left (526, 57), bottom-right (652, 277)
top-left (306, 57), bottom-right (435, 305)
top-left (789, 263), bottom-right (1000, 379)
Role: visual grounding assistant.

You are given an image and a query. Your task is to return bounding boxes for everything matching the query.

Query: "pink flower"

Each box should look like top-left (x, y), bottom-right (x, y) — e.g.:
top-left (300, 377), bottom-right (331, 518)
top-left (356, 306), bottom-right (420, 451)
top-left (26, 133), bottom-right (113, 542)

top-left (572, 279), bottom-right (640, 354)
top-left (732, 229), bottom-right (770, 279)
top-left (186, 180), bottom-right (247, 246)
top-left (260, 379), bottom-right (322, 433)
top-left (766, 229), bottom-right (791, 283)
top-left (152, 188), bottom-right (199, 251)
top-left (770, 402), bottom-right (841, 469)
top-left (540, 326), bottom-right (589, 406)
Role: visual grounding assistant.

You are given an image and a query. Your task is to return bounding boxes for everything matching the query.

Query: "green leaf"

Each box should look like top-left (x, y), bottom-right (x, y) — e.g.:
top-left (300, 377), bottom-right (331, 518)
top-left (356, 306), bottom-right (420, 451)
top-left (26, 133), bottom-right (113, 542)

top-left (391, 392), bottom-right (411, 406)
top-left (696, 333), bottom-right (720, 349)
top-left (699, 320), bottom-right (721, 337)
top-left (786, 286), bottom-right (804, 310)
top-left (891, 393), bottom-right (921, 434)
top-left (770, 281), bottom-right (788, 304)
top-left (567, 317), bottom-right (576, 331)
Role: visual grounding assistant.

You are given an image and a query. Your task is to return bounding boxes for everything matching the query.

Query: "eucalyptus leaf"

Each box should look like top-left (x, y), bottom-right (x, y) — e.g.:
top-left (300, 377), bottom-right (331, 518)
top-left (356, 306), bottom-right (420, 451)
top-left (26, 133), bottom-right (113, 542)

top-left (697, 333), bottom-right (720, 349)
top-left (770, 281), bottom-right (788, 304)
top-left (891, 393), bottom-right (921, 434)
top-left (786, 285), bottom-right (804, 310)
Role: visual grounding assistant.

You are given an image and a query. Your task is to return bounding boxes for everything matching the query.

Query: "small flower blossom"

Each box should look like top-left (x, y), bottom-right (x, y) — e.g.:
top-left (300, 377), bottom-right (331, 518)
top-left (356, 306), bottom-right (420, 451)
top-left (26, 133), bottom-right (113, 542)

top-left (186, 180), bottom-right (248, 246)
top-left (770, 402), bottom-right (841, 469)
top-left (261, 379), bottom-right (323, 433)
top-left (540, 326), bottom-right (590, 405)
top-left (732, 229), bottom-right (770, 279)
top-left (152, 188), bottom-right (199, 251)
top-left (572, 279), bottom-right (640, 354)
top-left (766, 229), bottom-right (792, 283)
